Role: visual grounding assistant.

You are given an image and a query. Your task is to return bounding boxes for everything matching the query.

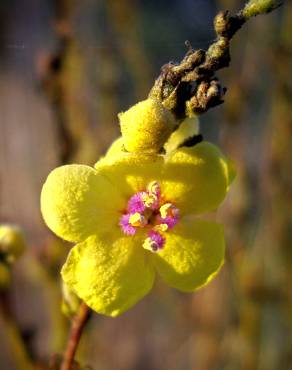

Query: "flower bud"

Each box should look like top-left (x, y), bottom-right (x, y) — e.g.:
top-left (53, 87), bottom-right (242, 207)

top-left (164, 116), bottom-right (199, 153)
top-left (119, 99), bottom-right (176, 153)
top-left (242, 0), bottom-right (281, 18)
top-left (0, 224), bottom-right (26, 264)
top-left (214, 11), bottom-right (229, 37)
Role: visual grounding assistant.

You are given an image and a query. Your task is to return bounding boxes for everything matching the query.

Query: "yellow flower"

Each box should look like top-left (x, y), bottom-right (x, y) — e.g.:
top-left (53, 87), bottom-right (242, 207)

top-left (41, 142), bottom-right (234, 317)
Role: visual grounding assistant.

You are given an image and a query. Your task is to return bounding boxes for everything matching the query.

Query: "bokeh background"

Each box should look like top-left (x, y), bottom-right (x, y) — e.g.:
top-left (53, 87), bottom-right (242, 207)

top-left (0, 0), bottom-right (291, 369)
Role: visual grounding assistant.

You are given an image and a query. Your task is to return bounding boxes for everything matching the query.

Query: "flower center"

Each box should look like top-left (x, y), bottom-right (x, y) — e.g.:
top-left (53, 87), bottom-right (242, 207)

top-left (119, 182), bottom-right (179, 252)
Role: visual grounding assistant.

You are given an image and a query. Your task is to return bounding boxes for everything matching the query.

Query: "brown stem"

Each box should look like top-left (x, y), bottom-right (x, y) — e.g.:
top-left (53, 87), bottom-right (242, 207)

top-left (149, 2), bottom-right (282, 120)
top-left (60, 301), bottom-right (92, 370)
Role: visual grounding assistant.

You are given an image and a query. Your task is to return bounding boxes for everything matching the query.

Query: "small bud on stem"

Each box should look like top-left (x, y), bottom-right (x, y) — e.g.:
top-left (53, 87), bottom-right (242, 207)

top-left (148, 0), bottom-right (282, 126)
top-left (242, 0), bottom-right (283, 19)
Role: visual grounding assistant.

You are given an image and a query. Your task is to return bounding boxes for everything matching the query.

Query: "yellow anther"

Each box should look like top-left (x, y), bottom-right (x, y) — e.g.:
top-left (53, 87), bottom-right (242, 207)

top-left (159, 203), bottom-right (177, 218)
top-left (153, 224), bottom-right (169, 232)
top-left (159, 223), bottom-right (168, 232)
top-left (154, 223), bottom-right (168, 232)
top-left (142, 193), bottom-right (158, 208)
top-left (142, 238), bottom-right (157, 252)
top-left (147, 181), bottom-right (160, 195)
top-left (129, 213), bottom-right (147, 227)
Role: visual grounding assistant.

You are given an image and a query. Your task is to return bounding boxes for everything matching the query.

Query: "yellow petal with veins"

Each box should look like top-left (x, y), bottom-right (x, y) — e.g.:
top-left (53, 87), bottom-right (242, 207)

top-left (154, 218), bottom-right (224, 291)
top-left (62, 232), bottom-right (155, 317)
top-left (161, 142), bottom-right (235, 215)
top-left (41, 165), bottom-right (124, 242)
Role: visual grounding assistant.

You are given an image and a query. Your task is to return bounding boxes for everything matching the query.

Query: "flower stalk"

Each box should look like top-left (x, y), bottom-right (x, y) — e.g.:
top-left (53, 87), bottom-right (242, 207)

top-left (60, 301), bottom-right (92, 370)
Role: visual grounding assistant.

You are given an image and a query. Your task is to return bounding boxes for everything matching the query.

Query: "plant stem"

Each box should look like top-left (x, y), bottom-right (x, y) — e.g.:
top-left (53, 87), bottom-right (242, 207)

top-left (149, 1), bottom-right (282, 120)
top-left (60, 301), bottom-right (91, 370)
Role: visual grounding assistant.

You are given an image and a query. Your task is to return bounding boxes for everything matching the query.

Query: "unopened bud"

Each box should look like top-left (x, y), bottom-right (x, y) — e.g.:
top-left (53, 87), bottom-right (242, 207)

top-left (119, 99), bottom-right (176, 153)
top-left (207, 37), bottom-right (229, 60)
top-left (242, 0), bottom-right (281, 18)
top-left (0, 224), bottom-right (26, 264)
top-left (214, 11), bottom-right (230, 36)
top-left (164, 115), bottom-right (199, 153)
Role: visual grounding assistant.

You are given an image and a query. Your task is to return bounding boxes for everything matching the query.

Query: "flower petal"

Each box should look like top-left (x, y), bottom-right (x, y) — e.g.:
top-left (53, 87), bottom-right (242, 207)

top-left (162, 142), bottom-right (234, 215)
top-left (105, 136), bottom-right (125, 157)
top-left (164, 116), bottom-right (200, 154)
top-left (154, 218), bottom-right (225, 292)
top-left (95, 152), bottom-right (164, 198)
top-left (41, 165), bottom-right (124, 242)
top-left (61, 232), bottom-right (155, 317)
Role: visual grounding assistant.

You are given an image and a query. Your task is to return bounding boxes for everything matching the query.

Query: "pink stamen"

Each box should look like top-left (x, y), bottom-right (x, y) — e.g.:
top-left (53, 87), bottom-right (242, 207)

top-left (119, 214), bottom-right (136, 235)
top-left (119, 182), bottom-right (179, 252)
top-left (158, 215), bottom-right (179, 229)
top-left (127, 192), bottom-right (146, 213)
top-left (148, 231), bottom-right (165, 251)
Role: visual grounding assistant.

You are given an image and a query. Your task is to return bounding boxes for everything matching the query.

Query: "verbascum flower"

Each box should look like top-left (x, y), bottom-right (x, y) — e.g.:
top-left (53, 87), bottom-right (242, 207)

top-left (41, 141), bottom-right (235, 317)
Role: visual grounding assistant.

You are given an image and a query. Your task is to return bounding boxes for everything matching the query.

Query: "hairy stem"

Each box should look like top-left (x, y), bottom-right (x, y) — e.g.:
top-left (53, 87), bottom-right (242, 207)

top-left (60, 301), bottom-right (92, 370)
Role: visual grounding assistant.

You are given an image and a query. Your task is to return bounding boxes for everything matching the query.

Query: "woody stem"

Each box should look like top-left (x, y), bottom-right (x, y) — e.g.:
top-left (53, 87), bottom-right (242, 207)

top-left (60, 301), bottom-right (92, 370)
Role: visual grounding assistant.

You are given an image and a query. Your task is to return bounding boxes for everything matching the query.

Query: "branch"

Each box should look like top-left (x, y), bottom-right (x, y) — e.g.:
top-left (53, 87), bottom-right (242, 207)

top-left (148, 0), bottom-right (283, 120)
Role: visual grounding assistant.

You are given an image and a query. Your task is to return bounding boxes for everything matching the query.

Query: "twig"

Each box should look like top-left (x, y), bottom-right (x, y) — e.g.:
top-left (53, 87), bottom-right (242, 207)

top-left (149, 0), bottom-right (283, 120)
top-left (60, 301), bottom-right (92, 370)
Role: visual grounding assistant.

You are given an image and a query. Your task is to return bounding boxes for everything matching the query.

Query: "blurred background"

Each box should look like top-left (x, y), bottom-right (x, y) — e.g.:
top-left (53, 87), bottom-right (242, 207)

top-left (0, 0), bottom-right (291, 369)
